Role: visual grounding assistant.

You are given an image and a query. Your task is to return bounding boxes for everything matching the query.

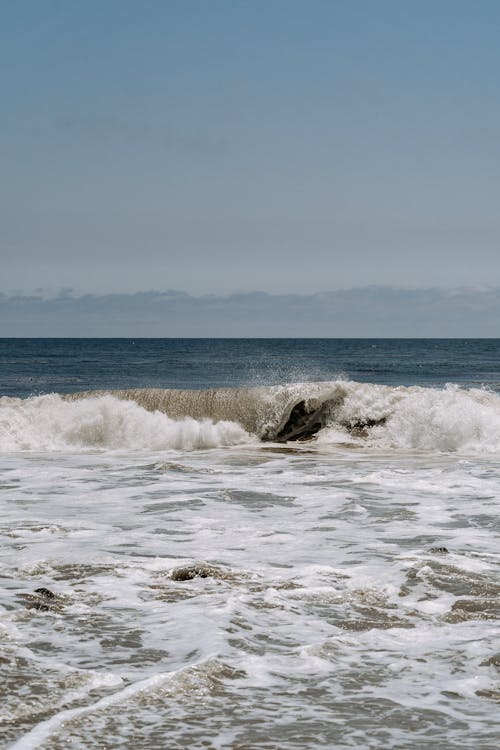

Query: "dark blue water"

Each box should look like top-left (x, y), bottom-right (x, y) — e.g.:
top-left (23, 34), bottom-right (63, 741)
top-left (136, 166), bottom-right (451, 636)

top-left (1, 339), bottom-right (500, 398)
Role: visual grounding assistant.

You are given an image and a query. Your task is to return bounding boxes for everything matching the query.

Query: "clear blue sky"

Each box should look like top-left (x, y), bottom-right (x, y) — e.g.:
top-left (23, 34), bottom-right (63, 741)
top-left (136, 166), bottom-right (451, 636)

top-left (2, 0), bottom-right (500, 296)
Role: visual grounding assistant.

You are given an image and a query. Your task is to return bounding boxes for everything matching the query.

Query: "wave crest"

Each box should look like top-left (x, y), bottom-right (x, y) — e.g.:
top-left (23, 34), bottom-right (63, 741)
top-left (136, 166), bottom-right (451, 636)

top-left (2, 381), bottom-right (500, 454)
top-left (318, 382), bottom-right (500, 453)
top-left (0, 394), bottom-right (252, 452)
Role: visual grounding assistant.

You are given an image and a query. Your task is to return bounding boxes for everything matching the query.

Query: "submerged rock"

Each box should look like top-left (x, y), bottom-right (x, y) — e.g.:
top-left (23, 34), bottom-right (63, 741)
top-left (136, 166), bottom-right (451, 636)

top-left (428, 547), bottom-right (449, 554)
top-left (347, 418), bottom-right (387, 439)
top-left (18, 587), bottom-right (62, 612)
top-left (275, 400), bottom-right (326, 442)
top-left (170, 564), bottom-right (222, 581)
top-left (275, 402), bottom-right (387, 442)
top-left (34, 587), bottom-right (56, 599)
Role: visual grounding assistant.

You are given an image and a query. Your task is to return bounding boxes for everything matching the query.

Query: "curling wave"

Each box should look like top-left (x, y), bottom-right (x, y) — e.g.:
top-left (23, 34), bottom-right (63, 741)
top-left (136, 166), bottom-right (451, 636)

top-left (1, 381), bottom-right (500, 453)
top-left (0, 393), bottom-right (252, 452)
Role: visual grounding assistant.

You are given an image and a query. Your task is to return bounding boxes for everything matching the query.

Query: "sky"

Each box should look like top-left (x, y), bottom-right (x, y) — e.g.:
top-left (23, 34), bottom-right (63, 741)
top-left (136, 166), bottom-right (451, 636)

top-left (2, 287), bottom-right (499, 337)
top-left (1, 1), bottom-right (500, 334)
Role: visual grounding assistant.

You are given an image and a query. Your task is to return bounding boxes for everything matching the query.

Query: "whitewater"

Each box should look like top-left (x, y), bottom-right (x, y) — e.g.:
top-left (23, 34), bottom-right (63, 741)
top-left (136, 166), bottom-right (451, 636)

top-left (1, 339), bottom-right (499, 749)
top-left (2, 379), bottom-right (500, 453)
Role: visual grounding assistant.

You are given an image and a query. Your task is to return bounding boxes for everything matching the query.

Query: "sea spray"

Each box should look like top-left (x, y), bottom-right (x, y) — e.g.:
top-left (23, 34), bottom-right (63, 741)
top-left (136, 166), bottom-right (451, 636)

top-left (0, 393), bottom-right (252, 451)
top-left (2, 381), bottom-right (500, 454)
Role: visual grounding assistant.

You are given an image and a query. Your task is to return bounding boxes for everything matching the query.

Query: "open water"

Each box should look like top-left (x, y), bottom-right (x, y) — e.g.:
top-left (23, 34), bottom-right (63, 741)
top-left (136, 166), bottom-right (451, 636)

top-left (1, 339), bottom-right (499, 749)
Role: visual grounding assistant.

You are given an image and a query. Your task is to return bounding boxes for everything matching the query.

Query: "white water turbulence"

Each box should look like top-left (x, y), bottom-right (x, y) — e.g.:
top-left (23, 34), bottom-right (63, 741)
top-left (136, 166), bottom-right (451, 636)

top-left (2, 380), bottom-right (500, 454)
top-left (1, 379), bottom-right (500, 749)
top-left (0, 393), bottom-right (253, 452)
top-left (316, 381), bottom-right (500, 454)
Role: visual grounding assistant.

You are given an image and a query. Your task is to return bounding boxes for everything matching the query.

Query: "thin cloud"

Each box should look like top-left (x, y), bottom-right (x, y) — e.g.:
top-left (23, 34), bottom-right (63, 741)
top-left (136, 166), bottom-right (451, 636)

top-left (1, 287), bottom-right (499, 337)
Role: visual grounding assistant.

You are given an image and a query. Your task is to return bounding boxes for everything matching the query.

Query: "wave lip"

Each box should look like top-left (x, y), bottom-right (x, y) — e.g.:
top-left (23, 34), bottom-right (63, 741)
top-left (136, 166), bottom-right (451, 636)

top-left (65, 382), bottom-right (347, 441)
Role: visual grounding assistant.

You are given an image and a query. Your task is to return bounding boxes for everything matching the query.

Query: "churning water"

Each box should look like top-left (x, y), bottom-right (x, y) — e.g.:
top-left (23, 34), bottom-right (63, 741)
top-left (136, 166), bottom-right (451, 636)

top-left (1, 339), bottom-right (499, 749)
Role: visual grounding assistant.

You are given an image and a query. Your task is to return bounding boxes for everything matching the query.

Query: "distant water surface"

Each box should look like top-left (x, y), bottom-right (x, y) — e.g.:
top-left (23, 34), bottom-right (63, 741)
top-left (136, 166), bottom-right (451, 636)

top-left (1, 338), bottom-right (500, 397)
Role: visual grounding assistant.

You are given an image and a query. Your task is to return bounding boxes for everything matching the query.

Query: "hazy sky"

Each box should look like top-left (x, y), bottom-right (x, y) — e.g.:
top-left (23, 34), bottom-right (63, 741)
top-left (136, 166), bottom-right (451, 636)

top-left (2, 287), bottom-right (500, 337)
top-left (2, 0), bottom-right (500, 298)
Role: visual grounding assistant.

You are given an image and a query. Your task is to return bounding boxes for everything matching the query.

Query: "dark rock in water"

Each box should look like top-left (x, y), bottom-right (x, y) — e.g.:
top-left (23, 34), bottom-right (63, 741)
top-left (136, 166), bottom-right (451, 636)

top-left (18, 587), bottom-right (62, 612)
top-left (274, 400), bottom-right (388, 442)
top-left (26, 600), bottom-right (52, 612)
top-left (346, 417), bottom-right (387, 437)
top-left (170, 564), bottom-right (223, 581)
top-left (347, 418), bottom-right (387, 438)
top-left (34, 587), bottom-right (56, 599)
top-left (171, 566), bottom-right (206, 581)
top-left (428, 547), bottom-right (449, 554)
top-left (274, 401), bottom-right (388, 442)
top-left (275, 400), bottom-right (326, 442)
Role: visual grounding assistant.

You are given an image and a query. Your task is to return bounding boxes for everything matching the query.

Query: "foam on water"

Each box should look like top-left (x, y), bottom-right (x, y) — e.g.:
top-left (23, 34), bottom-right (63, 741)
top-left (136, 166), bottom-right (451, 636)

top-left (2, 444), bottom-right (500, 748)
top-left (2, 373), bottom-right (500, 748)
top-left (318, 381), bottom-right (500, 454)
top-left (0, 393), bottom-right (252, 451)
top-left (2, 380), bottom-right (500, 455)
top-left (9, 667), bottom-right (182, 750)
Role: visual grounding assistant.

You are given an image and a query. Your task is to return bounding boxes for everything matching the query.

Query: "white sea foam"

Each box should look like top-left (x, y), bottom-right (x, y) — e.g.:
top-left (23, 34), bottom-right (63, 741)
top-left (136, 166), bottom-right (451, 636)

top-left (0, 393), bottom-right (252, 452)
top-left (2, 381), bottom-right (500, 454)
top-left (374, 385), bottom-right (500, 452)
top-left (3, 439), bottom-right (500, 749)
top-left (317, 382), bottom-right (500, 453)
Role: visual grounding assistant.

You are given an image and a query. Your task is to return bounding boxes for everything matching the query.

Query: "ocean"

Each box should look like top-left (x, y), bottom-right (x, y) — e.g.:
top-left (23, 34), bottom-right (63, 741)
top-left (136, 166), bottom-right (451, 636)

top-left (1, 338), bottom-right (499, 749)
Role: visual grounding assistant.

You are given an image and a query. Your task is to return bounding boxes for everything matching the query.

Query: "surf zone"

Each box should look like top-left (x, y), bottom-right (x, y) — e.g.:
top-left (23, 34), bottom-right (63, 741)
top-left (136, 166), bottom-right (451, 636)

top-left (0, 380), bottom-right (496, 453)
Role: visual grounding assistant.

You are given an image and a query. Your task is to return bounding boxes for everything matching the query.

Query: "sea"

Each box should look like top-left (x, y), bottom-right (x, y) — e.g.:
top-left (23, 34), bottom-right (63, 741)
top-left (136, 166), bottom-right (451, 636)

top-left (1, 338), bottom-right (499, 749)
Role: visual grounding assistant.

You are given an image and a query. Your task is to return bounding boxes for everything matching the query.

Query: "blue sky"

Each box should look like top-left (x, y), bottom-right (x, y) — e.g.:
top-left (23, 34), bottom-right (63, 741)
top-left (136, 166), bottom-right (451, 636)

top-left (1, 1), bottom-right (500, 323)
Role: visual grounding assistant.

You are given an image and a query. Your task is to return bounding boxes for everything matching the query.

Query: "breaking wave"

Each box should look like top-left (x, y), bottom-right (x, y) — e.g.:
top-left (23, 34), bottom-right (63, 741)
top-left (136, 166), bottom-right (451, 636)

top-left (1, 381), bottom-right (500, 454)
top-left (0, 394), bottom-right (252, 452)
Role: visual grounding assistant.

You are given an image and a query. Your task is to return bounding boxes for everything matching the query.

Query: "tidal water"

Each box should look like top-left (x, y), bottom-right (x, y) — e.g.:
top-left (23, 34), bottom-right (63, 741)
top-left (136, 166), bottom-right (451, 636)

top-left (1, 339), bottom-right (499, 749)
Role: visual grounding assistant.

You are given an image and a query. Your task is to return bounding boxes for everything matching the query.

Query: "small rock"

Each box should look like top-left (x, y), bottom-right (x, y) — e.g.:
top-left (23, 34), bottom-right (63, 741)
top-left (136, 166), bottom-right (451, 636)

top-left (34, 587), bottom-right (56, 599)
top-left (170, 564), bottom-right (220, 581)
top-left (18, 587), bottom-right (62, 612)
top-left (428, 547), bottom-right (449, 554)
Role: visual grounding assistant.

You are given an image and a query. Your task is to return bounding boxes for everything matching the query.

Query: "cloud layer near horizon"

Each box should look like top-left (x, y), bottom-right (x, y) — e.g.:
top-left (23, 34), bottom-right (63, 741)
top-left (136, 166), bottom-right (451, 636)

top-left (2, 287), bottom-right (499, 338)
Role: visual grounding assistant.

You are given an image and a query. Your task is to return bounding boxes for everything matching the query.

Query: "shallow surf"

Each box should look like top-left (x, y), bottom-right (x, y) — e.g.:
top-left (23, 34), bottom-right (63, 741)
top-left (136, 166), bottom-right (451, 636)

top-left (1, 340), bottom-right (500, 748)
